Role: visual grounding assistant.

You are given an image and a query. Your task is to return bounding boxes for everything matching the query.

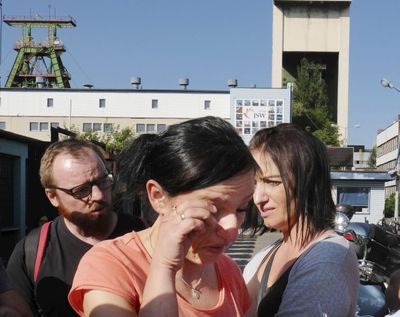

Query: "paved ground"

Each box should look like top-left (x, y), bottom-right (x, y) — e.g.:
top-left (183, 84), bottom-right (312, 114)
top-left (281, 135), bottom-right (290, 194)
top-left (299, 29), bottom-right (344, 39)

top-left (226, 231), bottom-right (282, 271)
top-left (252, 231), bottom-right (282, 254)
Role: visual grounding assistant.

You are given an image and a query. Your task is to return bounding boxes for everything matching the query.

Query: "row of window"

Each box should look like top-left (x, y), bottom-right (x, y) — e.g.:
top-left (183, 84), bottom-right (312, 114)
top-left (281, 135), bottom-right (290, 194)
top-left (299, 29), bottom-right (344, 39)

top-left (376, 160), bottom-right (396, 172)
top-left (82, 123), bottom-right (113, 133)
top-left (45, 98), bottom-right (212, 110)
top-left (1, 121), bottom-right (60, 132)
top-left (377, 136), bottom-right (399, 157)
top-left (46, 98), bottom-right (106, 108)
top-left (27, 122), bottom-right (168, 134)
top-left (82, 123), bottom-right (167, 134)
top-left (136, 123), bottom-right (167, 133)
top-left (30, 122), bottom-right (59, 132)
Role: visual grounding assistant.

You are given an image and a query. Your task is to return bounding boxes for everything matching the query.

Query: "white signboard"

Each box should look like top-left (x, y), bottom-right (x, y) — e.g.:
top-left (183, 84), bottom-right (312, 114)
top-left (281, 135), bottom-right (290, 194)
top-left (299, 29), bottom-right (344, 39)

top-left (234, 99), bottom-right (284, 137)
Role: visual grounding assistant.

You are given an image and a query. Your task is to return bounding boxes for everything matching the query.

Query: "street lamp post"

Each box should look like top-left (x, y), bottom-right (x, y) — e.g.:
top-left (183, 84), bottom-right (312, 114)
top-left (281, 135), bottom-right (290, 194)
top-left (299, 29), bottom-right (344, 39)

top-left (381, 78), bottom-right (400, 94)
top-left (380, 78), bottom-right (400, 220)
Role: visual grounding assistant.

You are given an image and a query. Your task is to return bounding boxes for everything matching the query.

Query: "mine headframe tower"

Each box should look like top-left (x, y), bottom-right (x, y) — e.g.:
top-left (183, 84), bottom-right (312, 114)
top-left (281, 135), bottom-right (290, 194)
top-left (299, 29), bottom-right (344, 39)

top-left (4, 15), bottom-right (76, 88)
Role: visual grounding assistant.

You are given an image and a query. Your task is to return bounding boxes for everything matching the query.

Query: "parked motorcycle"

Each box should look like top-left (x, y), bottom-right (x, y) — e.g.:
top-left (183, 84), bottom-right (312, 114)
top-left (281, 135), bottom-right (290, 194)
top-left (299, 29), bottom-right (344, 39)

top-left (334, 206), bottom-right (394, 317)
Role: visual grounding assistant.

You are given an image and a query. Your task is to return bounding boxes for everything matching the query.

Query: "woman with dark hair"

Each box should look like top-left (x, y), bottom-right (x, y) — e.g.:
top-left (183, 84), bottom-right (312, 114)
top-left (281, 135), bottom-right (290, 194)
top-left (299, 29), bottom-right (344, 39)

top-left (243, 124), bottom-right (359, 317)
top-left (68, 116), bottom-right (256, 317)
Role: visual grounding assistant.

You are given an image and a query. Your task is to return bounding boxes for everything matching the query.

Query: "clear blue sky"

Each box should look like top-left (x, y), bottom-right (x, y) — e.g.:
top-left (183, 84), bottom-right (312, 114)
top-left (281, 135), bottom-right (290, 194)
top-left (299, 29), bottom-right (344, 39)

top-left (1, 0), bottom-right (399, 148)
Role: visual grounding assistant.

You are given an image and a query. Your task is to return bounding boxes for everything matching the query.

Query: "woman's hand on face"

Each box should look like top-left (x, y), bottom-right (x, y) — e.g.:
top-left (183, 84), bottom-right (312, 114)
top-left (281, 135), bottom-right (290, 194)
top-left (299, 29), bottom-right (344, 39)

top-left (152, 200), bottom-right (217, 272)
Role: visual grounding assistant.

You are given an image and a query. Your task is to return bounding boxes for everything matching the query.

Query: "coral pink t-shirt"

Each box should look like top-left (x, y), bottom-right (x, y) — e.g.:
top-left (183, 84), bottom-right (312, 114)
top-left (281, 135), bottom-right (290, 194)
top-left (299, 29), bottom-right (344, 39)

top-left (68, 231), bottom-right (250, 316)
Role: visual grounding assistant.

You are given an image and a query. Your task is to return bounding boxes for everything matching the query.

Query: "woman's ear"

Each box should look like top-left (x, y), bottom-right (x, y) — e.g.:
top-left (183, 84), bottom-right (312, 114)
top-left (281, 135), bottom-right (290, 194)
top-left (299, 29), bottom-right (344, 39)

top-left (146, 179), bottom-right (168, 215)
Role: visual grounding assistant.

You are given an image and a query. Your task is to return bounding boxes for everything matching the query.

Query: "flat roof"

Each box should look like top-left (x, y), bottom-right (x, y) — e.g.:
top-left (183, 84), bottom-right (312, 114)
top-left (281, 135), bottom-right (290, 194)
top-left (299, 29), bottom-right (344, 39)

top-left (0, 87), bottom-right (229, 94)
top-left (0, 129), bottom-right (48, 145)
top-left (331, 171), bottom-right (392, 181)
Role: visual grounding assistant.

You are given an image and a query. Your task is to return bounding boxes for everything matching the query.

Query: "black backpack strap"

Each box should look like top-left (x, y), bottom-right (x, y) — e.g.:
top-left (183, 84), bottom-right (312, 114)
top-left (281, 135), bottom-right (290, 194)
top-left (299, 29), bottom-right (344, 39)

top-left (257, 242), bottom-right (281, 307)
top-left (24, 228), bottom-right (41, 283)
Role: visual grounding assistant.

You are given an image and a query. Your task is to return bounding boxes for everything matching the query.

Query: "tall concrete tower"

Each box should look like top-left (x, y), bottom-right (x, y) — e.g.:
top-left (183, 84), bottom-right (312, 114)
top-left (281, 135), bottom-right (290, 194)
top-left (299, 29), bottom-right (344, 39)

top-left (271, 0), bottom-right (351, 143)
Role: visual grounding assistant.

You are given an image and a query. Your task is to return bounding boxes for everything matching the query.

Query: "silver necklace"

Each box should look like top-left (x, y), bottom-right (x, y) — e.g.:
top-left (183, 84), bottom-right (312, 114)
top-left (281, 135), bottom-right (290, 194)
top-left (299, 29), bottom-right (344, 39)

top-left (179, 274), bottom-right (203, 300)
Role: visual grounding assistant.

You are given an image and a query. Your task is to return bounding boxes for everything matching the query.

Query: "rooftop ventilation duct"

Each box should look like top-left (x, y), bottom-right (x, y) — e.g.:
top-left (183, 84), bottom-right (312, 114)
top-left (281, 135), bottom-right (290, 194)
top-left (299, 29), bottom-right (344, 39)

top-left (179, 78), bottom-right (189, 90)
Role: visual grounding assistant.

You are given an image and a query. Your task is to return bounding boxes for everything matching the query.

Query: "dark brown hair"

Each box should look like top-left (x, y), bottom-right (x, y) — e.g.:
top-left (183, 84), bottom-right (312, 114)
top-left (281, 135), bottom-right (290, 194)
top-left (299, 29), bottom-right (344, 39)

top-left (246, 123), bottom-right (335, 245)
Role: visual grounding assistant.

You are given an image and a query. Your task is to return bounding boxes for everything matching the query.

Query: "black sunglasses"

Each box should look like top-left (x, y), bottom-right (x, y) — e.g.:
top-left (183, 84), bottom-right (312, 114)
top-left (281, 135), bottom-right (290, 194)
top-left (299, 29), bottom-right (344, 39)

top-left (48, 174), bottom-right (114, 200)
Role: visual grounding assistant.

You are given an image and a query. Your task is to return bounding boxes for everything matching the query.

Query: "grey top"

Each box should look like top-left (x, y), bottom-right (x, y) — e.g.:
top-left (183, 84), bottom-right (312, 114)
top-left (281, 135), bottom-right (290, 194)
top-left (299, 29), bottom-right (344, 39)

top-left (244, 235), bottom-right (359, 317)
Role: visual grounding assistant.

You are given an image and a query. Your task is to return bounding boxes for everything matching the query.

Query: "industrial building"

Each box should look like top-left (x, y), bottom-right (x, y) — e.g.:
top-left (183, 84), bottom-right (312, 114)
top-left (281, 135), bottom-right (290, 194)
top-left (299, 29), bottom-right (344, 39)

top-left (376, 116), bottom-right (400, 197)
top-left (0, 85), bottom-right (292, 144)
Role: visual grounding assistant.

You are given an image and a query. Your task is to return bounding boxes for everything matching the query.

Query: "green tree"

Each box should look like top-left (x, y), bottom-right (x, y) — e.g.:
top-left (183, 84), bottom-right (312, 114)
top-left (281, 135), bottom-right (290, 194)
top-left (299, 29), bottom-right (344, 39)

top-left (368, 145), bottom-right (377, 169)
top-left (292, 57), bottom-right (340, 146)
top-left (69, 125), bottom-right (135, 153)
top-left (384, 193), bottom-right (400, 218)
top-left (100, 126), bottom-right (135, 153)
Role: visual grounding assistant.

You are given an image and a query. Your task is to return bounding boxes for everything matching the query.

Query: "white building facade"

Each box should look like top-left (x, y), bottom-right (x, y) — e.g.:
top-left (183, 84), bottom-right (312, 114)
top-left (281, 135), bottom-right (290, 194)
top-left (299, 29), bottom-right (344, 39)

top-left (0, 86), bottom-right (292, 142)
top-left (351, 145), bottom-right (372, 171)
top-left (376, 116), bottom-right (400, 197)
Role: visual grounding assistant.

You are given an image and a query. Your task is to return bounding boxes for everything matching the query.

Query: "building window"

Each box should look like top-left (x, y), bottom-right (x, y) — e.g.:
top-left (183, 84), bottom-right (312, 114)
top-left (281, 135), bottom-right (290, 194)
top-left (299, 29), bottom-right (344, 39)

top-left (83, 123), bottom-right (92, 132)
top-left (104, 123), bottom-right (113, 133)
top-left (99, 98), bottom-right (106, 108)
top-left (40, 122), bottom-right (49, 131)
top-left (0, 122), bottom-right (5, 130)
top-left (204, 100), bottom-right (211, 110)
top-left (50, 122), bottom-right (59, 129)
top-left (337, 187), bottom-right (370, 213)
top-left (30, 122), bottom-right (39, 131)
top-left (147, 124), bottom-right (156, 133)
top-left (93, 123), bottom-right (102, 132)
top-left (157, 124), bottom-right (166, 133)
top-left (136, 123), bottom-right (146, 133)
top-left (151, 99), bottom-right (158, 109)
top-left (47, 98), bottom-right (54, 107)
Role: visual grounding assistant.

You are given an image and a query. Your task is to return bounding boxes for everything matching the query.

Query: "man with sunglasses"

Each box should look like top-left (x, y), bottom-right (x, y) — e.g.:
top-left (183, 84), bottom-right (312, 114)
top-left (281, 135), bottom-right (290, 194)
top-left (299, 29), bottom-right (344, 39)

top-left (7, 139), bottom-right (143, 317)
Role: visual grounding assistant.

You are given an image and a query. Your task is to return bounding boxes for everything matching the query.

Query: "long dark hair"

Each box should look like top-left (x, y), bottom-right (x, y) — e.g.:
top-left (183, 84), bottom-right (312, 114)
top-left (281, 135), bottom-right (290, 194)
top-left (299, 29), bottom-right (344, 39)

top-left (113, 116), bottom-right (256, 223)
top-left (247, 123), bottom-right (335, 245)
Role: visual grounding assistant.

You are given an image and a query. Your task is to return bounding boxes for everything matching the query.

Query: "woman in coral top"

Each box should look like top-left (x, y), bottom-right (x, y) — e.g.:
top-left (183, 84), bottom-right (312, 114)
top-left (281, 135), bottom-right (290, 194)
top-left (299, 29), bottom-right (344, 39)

top-left (68, 116), bottom-right (256, 317)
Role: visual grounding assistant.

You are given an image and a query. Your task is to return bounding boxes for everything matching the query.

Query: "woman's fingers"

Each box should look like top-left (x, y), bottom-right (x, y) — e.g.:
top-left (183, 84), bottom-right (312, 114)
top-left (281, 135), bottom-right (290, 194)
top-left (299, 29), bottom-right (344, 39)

top-left (174, 200), bottom-right (217, 223)
top-left (152, 199), bottom-right (218, 271)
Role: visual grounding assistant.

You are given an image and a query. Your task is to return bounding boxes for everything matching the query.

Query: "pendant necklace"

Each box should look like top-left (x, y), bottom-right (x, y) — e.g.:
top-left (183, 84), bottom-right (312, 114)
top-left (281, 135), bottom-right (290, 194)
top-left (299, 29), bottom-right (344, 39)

top-left (179, 274), bottom-right (203, 300)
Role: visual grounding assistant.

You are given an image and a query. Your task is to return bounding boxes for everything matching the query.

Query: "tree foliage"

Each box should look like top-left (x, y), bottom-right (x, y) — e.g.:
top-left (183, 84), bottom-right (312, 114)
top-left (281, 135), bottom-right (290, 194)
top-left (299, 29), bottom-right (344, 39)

top-left (384, 192), bottom-right (400, 218)
top-left (69, 125), bottom-right (135, 153)
top-left (292, 57), bottom-right (340, 146)
top-left (368, 145), bottom-right (377, 169)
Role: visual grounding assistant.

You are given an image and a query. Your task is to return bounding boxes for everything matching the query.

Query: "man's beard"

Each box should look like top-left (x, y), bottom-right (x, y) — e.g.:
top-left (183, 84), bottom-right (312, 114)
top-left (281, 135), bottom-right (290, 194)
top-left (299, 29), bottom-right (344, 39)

top-left (58, 201), bottom-right (114, 237)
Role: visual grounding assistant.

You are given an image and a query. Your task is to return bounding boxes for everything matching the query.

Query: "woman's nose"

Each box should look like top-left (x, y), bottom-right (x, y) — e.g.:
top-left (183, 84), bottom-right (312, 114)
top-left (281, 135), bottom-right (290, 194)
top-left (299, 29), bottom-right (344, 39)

top-left (253, 182), bottom-right (268, 205)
